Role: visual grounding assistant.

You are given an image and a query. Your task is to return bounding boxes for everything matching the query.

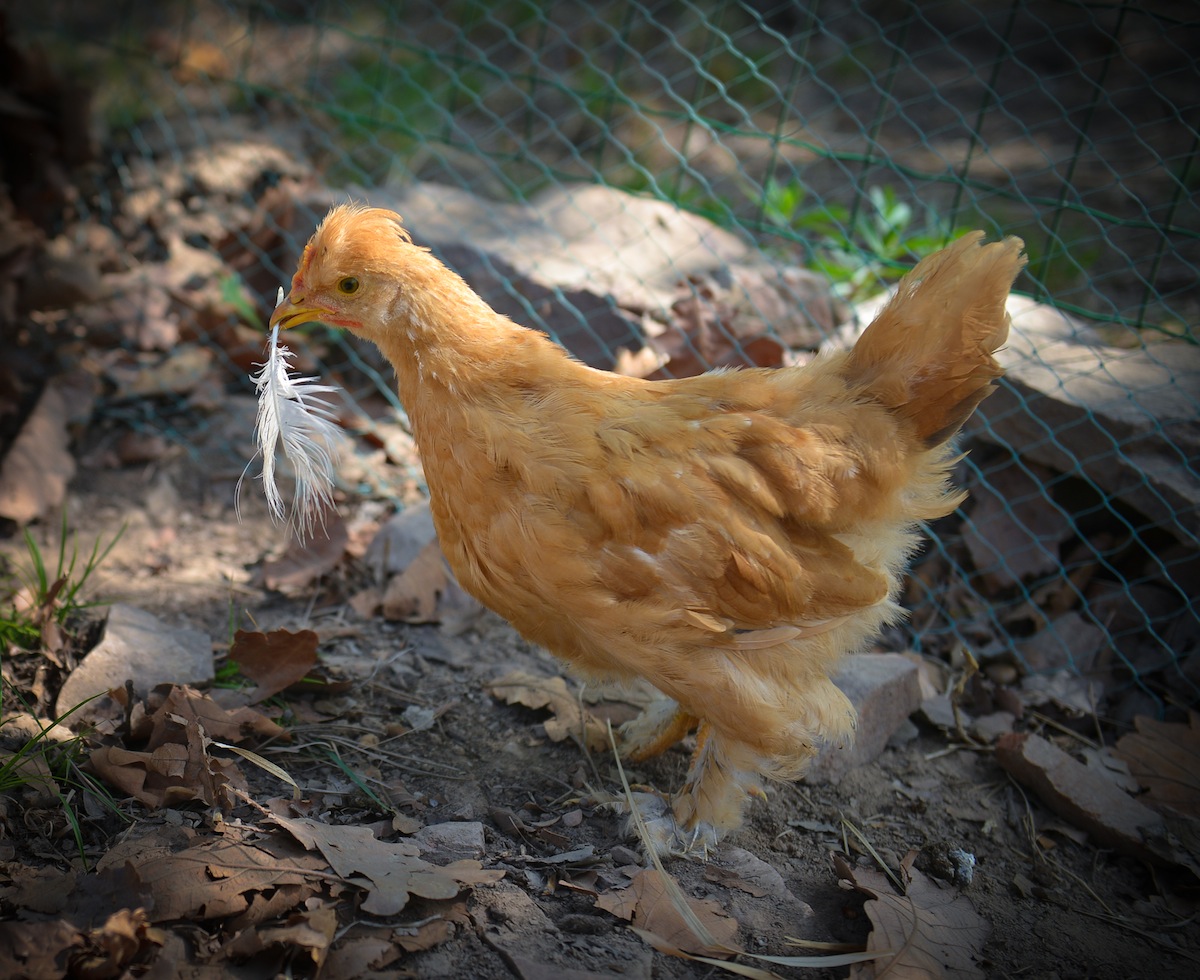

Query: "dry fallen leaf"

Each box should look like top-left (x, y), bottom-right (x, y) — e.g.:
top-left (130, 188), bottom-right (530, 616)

top-left (262, 509), bottom-right (348, 591)
top-left (244, 906), bottom-right (338, 970)
top-left (1, 863), bottom-right (152, 933)
top-left (393, 917), bottom-right (454, 953)
top-left (596, 867), bottom-right (741, 958)
top-left (70, 909), bottom-right (167, 980)
top-left (230, 628), bottom-right (320, 703)
top-left (0, 920), bottom-right (84, 979)
top-left (88, 685), bottom-right (284, 809)
top-left (0, 910), bottom-right (164, 980)
top-left (268, 813), bottom-right (503, 916)
top-left (382, 538), bottom-right (450, 622)
top-left (89, 739), bottom-right (246, 809)
top-left (98, 827), bottom-right (325, 925)
top-left (837, 853), bottom-right (990, 980)
top-left (995, 731), bottom-right (1168, 863)
top-left (1115, 713), bottom-right (1200, 819)
top-left (1018, 670), bottom-right (1102, 717)
top-left (487, 670), bottom-right (609, 751)
top-left (322, 933), bottom-right (407, 977)
top-left (139, 684), bottom-right (286, 745)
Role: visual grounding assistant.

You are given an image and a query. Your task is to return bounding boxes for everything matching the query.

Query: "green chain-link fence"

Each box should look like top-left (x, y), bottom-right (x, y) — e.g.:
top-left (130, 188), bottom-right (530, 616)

top-left (14, 0), bottom-right (1199, 709)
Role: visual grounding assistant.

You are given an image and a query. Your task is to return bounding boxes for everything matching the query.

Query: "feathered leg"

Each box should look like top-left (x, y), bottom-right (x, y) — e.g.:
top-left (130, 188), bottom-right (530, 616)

top-left (623, 673), bottom-right (856, 859)
top-left (619, 697), bottom-right (696, 761)
top-left (618, 723), bottom-right (774, 858)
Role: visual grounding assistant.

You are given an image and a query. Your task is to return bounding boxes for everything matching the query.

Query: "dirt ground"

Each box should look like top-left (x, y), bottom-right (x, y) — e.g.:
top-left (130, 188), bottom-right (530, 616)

top-left (0, 445), bottom-right (1194, 979)
top-left (1, 2), bottom-right (1196, 976)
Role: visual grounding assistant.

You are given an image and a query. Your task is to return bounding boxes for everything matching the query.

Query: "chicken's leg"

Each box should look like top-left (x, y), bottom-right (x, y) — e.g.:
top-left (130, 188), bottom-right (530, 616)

top-left (620, 722), bottom-right (774, 857)
top-left (619, 697), bottom-right (696, 761)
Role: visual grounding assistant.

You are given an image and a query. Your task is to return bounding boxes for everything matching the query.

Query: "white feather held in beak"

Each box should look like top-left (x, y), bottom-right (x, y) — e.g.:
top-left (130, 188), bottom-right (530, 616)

top-left (239, 288), bottom-right (344, 540)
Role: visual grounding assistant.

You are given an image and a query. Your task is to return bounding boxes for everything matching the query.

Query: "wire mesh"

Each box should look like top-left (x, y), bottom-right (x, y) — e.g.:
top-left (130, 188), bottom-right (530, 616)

top-left (14, 0), bottom-right (1200, 708)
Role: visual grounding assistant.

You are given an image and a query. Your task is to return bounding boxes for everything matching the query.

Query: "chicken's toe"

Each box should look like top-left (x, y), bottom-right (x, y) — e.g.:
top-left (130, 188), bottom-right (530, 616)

top-left (620, 791), bottom-right (719, 860)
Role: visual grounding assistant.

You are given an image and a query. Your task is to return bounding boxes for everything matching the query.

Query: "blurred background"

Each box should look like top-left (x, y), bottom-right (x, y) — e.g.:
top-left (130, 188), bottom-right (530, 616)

top-left (3, 0), bottom-right (1197, 717)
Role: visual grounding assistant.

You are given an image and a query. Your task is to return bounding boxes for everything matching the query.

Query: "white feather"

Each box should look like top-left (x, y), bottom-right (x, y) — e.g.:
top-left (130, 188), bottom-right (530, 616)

top-left (238, 288), bottom-right (344, 540)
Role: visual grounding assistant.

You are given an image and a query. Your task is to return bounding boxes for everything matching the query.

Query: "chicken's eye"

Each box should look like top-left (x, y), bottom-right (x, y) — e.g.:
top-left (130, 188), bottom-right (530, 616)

top-left (337, 277), bottom-right (360, 295)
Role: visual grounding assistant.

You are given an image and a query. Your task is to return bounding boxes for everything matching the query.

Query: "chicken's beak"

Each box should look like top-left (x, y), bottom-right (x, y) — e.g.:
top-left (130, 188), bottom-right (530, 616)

top-left (269, 292), bottom-right (330, 331)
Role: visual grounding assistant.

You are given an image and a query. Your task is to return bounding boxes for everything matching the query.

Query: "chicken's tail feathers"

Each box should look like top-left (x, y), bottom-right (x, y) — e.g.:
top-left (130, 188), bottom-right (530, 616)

top-left (845, 231), bottom-right (1026, 447)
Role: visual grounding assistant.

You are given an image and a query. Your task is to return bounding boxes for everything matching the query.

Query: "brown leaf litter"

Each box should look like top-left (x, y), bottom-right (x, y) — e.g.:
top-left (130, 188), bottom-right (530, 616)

top-left (229, 626), bottom-right (320, 703)
top-left (488, 669), bottom-right (612, 752)
top-left (835, 850), bottom-right (990, 980)
top-left (1114, 712), bottom-right (1200, 819)
top-left (87, 684), bottom-right (284, 810)
top-left (596, 866), bottom-right (741, 958)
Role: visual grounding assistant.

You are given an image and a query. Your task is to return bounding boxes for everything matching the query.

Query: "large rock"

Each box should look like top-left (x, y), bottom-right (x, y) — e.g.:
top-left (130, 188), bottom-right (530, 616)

top-left (806, 652), bottom-right (922, 784)
top-left (835, 292), bottom-right (1200, 542)
top-left (56, 604), bottom-right (212, 716)
top-left (975, 297), bottom-right (1200, 542)
top-left (308, 181), bottom-right (839, 368)
top-left (381, 181), bottom-right (753, 309)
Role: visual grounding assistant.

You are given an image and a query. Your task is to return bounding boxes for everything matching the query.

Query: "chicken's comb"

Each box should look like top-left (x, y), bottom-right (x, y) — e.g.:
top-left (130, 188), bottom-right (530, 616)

top-left (291, 241), bottom-right (315, 292)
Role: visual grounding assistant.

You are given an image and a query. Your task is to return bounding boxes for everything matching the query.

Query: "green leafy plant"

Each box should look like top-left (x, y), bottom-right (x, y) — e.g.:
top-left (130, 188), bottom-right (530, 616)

top-left (219, 273), bottom-right (266, 330)
top-left (0, 691), bottom-right (126, 865)
top-left (1, 513), bottom-right (124, 654)
top-left (760, 180), bottom-right (968, 300)
top-left (329, 46), bottom-right (490, 185)
top-left (1, 517), bottom-right (128, 865)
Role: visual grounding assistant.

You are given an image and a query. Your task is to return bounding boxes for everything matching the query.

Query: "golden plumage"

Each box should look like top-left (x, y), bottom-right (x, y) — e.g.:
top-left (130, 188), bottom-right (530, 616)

top-left (272, 204), bottom-right (1025, 855)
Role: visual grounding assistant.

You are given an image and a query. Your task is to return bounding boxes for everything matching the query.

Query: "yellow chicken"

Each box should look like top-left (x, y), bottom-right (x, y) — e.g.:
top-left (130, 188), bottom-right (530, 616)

top-left (271, 205), bottom-right (1025, 855)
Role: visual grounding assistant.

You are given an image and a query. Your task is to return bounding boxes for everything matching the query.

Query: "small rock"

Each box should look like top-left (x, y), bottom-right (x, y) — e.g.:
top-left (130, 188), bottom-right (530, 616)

top-left (807, 653), bottom-right (922, 784)
top-left (411, 820), bottom-right (486, 861)
top-left (55, 604), bottom-right (212, 716)
top-left (114, 431), bottom-right (171, 466)
top-left (609, 845), bottom-right (641, 867)
top-left (401, 704), bottom-right (438, 732)
top-left (947, 849), bottom-right (976, 886)
top-left (985, 662), bottom-right (1019, 686)
top-left (969, 711), bottom-right (1016, 743)
top-left (995, 732), bottom-right (1163, 863)
top-left (993, 685), bottom-right (1025, 718)
top-left (917, 692), bottom-right (960, 731)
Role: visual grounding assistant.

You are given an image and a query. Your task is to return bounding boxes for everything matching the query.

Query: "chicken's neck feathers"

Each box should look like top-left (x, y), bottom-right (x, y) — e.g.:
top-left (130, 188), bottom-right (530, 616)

top-left (372, 285), bottom-right (593, 455)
